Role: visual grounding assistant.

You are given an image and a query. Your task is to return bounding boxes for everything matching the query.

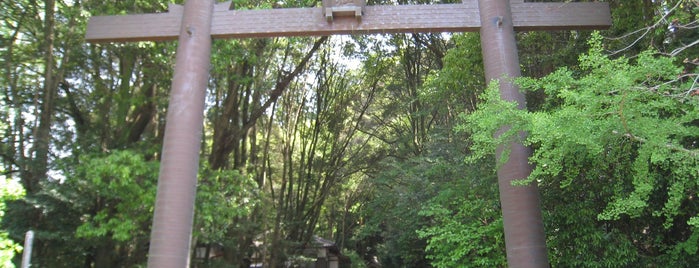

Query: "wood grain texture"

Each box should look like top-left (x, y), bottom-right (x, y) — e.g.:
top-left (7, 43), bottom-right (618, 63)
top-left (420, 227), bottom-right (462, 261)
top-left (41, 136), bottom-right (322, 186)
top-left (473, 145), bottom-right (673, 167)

top-left (86, 5), bottom-right (183, 42)
top-left (210, 4), bottom-right (481, 39)
top-left (85, 1), bottom-right (611, 42)
top-left (512, 2), bottom-right (613, 31)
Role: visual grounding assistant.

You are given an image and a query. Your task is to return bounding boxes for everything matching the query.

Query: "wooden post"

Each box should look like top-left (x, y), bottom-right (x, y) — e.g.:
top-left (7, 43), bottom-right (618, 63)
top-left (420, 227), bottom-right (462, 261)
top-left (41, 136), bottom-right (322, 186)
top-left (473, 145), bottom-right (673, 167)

top-left (478, 0), bottom-right (549, 266)
top-left (21, 230), bottom-right (34, 268)
top-left (146, 0), bottom-right (214, 267)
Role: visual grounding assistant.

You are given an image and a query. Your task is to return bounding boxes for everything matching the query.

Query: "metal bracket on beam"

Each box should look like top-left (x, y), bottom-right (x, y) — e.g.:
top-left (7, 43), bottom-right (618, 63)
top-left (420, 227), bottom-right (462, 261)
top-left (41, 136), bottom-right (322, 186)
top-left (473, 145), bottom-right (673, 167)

top-left (322, 0), bottom-right (365, 22)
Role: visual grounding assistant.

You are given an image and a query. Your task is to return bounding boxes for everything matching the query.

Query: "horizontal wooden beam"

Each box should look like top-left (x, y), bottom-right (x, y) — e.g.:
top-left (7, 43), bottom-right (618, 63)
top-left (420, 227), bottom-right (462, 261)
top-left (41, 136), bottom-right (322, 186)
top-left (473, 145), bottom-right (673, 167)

top-left (512, 2), bottom-right (612, 31)
top-left (211, 4), bottom-right (480, 39)
top-left (85, 1), bottom-right (611, 42)
top-left (86, 4), bottom-right (183, 42)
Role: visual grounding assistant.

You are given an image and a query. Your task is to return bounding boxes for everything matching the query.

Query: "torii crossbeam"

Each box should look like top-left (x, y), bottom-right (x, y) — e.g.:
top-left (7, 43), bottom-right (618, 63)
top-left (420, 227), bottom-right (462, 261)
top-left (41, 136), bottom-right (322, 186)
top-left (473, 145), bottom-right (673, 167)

top-left (87, 1), bottom-right (609, 41)
top-left (85, 1), bottom-right (610, 267)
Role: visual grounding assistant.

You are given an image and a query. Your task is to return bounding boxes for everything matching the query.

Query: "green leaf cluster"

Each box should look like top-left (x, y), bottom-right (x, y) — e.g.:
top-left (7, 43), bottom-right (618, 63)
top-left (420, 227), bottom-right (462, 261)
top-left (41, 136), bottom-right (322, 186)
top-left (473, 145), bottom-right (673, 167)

top-left (195, 165), bottom-right (260, 243)
top-left (0, 178), bottom-right (24, 268)
top-left (75, 150), bottom-right (157, 242)
top-left (462, 32), bottom-right (699, 265)
top-left (416, 162), bottom-right (505, 268)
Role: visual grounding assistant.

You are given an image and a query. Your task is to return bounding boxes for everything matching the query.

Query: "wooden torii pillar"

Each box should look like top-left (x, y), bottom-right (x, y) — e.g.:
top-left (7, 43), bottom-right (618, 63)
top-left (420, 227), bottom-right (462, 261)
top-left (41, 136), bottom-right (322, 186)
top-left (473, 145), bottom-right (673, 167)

top-left (86, 0), bottom-right (610, 267)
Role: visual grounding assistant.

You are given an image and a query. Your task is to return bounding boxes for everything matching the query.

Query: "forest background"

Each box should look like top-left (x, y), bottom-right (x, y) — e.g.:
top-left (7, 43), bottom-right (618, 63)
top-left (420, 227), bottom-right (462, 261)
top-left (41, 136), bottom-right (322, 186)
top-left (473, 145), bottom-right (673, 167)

top-left (1, 0), bottom-right (698, 267)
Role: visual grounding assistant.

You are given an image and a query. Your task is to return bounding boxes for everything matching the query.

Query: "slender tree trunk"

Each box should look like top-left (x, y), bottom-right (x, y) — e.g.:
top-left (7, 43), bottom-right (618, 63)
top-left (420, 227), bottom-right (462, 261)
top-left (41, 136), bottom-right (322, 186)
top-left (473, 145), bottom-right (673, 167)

top-left (4, 14), bottom-right (26, 179)
top-left (259, 102), bottom-right (276, 189)
top-left (94, 239), bottom-right (115, 267)
top-left (29, 0), bottom-right (56, 193)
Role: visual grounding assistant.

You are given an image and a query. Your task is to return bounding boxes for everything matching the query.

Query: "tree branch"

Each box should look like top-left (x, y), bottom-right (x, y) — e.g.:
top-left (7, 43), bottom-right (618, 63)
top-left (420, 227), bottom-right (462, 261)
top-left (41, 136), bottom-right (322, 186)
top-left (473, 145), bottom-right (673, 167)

top-left (605, 0), bottom-right (683, 55)
top-left (612, 130), bottom-right (698, 158)
top-left (239, 36), bottom-right (329, 136)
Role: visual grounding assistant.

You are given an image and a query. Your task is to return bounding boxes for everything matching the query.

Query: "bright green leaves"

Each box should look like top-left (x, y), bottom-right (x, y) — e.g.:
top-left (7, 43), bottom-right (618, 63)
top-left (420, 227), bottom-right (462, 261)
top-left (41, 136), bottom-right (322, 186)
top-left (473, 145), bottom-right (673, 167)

top-left (75, 150), bottom-right (157, 242)
top-left (462, 32), bottom-right (699, 264)
top-left (417, 191), bottom-right (505, 268)
top-left (423, 33), bottom-right (484, 113)
top-left (0, 178), bottom-right (25, 267)
top-left (0, 179), bottom-right (24, 208)
top-left (73, 150), bottom-right (261, 245)
top-left (458, 81), bottom-right (527, 169)
top-left (194, 166), bottom-right (259, 243)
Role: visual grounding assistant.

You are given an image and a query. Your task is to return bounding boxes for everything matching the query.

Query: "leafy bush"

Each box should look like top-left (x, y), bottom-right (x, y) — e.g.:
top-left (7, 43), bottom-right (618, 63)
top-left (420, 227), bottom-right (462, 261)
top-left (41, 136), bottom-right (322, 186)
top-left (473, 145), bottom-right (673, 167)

top-left (463, 32), bottom-right (699, 266)
top-left (0, 178), bottom-right (25, 268)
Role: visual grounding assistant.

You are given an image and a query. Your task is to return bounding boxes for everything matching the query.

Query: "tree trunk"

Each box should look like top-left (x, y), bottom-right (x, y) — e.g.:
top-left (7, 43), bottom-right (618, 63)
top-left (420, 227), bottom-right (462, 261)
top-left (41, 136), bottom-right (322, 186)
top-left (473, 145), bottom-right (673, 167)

top-left (28, 0), bottom-right (57, 193)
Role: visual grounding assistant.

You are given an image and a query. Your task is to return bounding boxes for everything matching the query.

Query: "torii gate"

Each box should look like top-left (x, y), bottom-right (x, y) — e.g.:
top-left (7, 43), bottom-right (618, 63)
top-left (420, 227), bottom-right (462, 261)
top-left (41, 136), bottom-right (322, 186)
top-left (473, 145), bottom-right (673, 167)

top-left (85, 0), bottom-right (610, 267)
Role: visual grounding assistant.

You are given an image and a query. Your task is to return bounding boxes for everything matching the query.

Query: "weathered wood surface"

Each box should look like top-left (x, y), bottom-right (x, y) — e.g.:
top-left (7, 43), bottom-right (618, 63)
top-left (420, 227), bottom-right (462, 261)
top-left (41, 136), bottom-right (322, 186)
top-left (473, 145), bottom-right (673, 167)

top-left (86, 1), bottom-right (611, 42)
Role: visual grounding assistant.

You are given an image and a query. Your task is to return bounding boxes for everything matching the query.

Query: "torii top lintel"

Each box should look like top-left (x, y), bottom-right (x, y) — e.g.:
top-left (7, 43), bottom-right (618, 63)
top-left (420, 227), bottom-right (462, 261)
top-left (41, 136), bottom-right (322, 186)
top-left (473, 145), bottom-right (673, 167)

top-left (85, 0), bottom-right (611, 42)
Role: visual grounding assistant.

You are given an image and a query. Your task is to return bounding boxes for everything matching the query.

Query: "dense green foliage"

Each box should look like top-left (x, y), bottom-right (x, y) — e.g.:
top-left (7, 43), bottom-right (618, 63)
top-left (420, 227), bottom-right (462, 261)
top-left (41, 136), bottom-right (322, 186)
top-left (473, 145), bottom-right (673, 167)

top-left (0, 0), bottom-right (697, 267)
top-left (0, 178), bottom-right (24, 267)
top-left (74, 151), bottom-right (158, 242)
top-left (464, 33), bottom-right (699, 266)
top-left (416, 159), bottom-right (505, 268)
